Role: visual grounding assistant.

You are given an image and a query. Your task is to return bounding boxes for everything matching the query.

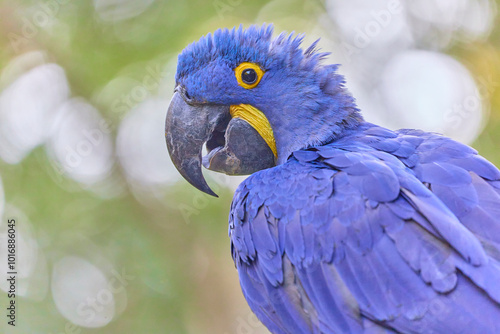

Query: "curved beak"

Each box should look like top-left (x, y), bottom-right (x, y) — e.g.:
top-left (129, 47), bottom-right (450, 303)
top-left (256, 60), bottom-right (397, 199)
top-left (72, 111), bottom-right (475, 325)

top-left (165, 90), bottom-right (229, 197)
top-left (165, 87), bottom-right (276, 197)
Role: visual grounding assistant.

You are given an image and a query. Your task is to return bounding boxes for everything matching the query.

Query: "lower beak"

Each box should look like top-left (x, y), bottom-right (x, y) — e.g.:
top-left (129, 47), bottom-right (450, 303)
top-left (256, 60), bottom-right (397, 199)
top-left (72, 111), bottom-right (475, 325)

top-left (202, 117), bottom-right (275, 175)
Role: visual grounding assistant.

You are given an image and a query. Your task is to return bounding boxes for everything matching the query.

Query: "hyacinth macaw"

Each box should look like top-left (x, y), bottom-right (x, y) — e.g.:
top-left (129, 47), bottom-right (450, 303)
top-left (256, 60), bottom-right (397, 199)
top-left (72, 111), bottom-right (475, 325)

top-left (165, 24), bottom-right (500, 333)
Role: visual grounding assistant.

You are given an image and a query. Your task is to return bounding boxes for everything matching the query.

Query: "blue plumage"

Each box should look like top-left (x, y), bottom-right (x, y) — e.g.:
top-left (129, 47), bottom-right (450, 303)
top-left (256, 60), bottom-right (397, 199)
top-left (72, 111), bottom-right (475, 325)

top-left (172, 24), bottom-right (500, 333)
top-left (230, 123), bottom-right (500, 333)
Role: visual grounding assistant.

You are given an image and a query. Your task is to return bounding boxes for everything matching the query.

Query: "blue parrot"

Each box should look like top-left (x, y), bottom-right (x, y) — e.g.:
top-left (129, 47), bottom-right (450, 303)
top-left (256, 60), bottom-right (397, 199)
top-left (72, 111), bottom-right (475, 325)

top-left (165, 24), bottom-right (500, 333)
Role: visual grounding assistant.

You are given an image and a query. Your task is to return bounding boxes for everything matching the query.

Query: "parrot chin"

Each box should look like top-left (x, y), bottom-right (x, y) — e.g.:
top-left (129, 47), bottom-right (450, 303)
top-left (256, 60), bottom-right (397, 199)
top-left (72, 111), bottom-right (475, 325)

top-left (165, 87), bottom-right (276, 197)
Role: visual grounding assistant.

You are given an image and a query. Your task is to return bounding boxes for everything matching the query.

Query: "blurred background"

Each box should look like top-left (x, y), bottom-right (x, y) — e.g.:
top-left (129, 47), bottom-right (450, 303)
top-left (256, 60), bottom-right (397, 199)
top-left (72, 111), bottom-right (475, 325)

top-left (0, 0), bottom-right (498, 333)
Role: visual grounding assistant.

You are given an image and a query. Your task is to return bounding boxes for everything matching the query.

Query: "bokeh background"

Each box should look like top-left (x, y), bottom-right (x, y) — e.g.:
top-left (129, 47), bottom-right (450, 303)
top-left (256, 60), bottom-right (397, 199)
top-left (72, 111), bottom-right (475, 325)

top-left (0, 0), bottom-right (499, 333)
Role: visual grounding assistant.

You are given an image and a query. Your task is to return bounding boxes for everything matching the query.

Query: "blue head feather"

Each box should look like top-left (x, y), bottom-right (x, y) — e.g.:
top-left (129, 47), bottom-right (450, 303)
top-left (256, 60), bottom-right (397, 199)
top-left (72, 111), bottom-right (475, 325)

top-left (176, 24), bottom-right (363, 164)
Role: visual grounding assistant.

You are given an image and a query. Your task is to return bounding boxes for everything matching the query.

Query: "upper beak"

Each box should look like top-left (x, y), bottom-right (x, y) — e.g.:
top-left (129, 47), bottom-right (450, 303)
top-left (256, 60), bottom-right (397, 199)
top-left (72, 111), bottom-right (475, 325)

top-left (165, 87), bottom-right (276, 197)
top-left (165, 89), bottom-right (229, 197)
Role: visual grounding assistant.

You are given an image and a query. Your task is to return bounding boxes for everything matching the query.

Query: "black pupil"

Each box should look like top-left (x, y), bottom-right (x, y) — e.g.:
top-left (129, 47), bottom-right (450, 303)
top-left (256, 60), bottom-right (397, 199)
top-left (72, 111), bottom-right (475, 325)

top-left (241, 69), bottom-right (257, 84)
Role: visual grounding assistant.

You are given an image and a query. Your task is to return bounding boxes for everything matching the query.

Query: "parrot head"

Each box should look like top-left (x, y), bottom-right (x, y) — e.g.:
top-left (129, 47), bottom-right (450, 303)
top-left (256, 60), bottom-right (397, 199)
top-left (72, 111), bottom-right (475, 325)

top-left (166, 24), bottom-right (362, 196)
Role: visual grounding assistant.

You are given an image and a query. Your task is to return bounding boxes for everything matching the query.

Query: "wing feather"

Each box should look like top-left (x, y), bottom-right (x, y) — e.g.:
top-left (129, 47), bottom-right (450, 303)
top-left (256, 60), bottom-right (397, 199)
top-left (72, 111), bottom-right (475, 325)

top-left (230, 125), bottom-right (500, 333)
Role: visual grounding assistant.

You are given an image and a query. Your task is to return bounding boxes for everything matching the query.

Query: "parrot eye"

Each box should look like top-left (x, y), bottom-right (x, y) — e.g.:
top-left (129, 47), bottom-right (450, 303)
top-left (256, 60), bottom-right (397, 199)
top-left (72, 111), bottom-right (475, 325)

top-left (234, 62), bottom-right (265, 89)
top-left (242, 69), bottom-right (257, 84)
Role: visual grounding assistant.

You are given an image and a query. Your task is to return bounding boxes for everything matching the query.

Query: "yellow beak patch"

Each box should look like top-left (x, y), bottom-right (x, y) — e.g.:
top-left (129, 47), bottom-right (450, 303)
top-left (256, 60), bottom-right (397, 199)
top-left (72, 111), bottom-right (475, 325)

top-left (229, 104), bottom-right (277, 159)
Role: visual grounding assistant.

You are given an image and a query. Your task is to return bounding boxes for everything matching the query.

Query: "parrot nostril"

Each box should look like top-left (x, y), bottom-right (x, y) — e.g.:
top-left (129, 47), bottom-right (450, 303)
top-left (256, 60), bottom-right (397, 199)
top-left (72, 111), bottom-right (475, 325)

top-left (176, 85), bottom-right (195, 104)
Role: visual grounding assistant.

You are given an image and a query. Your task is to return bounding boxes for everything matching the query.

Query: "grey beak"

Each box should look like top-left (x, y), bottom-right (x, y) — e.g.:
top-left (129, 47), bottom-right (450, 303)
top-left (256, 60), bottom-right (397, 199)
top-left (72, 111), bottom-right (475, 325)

top-left (165, 88), bottom-right (276, 197)
top-left (165, 90), bottom-right (229, 197)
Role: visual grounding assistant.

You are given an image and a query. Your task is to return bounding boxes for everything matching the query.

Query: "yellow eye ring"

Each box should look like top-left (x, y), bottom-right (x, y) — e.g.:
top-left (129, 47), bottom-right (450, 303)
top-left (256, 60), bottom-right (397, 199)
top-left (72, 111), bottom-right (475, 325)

top-left (234, 62), bottom-right (265, 89)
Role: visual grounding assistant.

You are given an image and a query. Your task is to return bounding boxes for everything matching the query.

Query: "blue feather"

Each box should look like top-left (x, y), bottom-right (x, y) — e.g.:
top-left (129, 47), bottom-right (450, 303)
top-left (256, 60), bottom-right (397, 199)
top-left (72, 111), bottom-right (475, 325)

top-left (229, 125), bottom-right (500, 333)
